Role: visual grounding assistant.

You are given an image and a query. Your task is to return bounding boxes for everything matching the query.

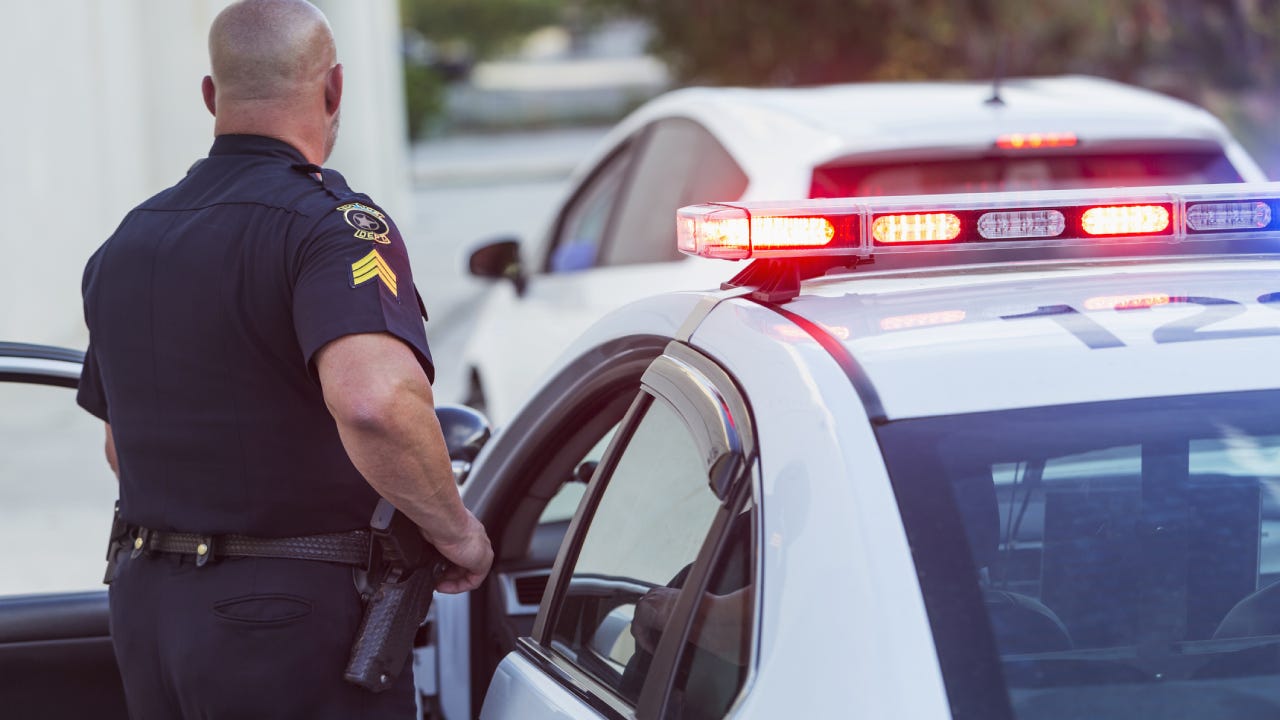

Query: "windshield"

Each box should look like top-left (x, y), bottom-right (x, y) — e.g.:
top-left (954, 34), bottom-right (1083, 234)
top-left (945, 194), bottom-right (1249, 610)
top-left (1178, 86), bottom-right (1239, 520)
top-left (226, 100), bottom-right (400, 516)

top-left (876, 390), bottom-right (1280, 720)
top-left (811, 151), bottom-right (1242, 197)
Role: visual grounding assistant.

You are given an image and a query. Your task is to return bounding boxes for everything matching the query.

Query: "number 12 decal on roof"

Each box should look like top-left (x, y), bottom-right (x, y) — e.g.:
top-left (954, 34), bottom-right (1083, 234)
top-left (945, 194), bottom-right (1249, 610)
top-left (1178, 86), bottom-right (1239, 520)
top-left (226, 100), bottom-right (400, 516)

top-left (1001, 292), bottom-right (1280, 349)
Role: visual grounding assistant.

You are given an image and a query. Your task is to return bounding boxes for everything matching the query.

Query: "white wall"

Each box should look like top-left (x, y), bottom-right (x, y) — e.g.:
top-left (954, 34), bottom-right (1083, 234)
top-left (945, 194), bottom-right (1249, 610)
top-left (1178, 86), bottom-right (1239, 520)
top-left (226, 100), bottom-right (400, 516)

top-left (0, 0), bottom-right (409, 349)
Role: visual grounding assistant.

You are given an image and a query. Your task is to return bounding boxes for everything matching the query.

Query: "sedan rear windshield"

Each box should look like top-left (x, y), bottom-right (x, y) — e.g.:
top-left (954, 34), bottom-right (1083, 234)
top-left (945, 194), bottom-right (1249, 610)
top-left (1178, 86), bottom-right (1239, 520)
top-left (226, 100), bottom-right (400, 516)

top-left (876, 390), bottom-right (1280, 720)
top-left (811, 151), bottom-right (1242, 198)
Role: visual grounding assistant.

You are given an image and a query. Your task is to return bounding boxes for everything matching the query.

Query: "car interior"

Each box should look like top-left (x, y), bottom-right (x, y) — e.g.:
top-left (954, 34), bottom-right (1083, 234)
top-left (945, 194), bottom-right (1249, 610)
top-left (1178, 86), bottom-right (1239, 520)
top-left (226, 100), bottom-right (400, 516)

top-left (880, 390), bottom-right (1280, 719)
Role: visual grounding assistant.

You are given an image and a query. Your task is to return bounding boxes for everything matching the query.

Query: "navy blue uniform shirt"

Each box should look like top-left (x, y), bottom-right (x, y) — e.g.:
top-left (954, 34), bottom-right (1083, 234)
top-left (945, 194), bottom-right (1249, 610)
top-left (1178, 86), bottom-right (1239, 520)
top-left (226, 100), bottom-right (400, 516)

top-left (77, 134), bottom-right (433, 537)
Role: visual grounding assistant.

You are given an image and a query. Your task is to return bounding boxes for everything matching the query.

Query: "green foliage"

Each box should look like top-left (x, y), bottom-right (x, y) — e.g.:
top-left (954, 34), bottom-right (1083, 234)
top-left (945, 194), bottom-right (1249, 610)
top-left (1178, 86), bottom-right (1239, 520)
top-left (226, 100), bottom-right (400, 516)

top-left (400, 0), bottom-right (567, 137)
top-left (403, 63), bottom-right (445, 140)
top-left (401, 0), bottom-right (564, 57)
top-left (589, 0), bottom-right (1280, 92)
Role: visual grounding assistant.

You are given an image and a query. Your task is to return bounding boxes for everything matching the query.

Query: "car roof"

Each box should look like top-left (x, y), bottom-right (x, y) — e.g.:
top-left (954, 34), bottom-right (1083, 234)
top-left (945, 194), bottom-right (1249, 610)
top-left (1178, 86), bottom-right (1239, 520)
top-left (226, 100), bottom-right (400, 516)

top-left (570, 76), bottom-right (1263, 199)
top-left (772, 254), bottom-right (1280, 420)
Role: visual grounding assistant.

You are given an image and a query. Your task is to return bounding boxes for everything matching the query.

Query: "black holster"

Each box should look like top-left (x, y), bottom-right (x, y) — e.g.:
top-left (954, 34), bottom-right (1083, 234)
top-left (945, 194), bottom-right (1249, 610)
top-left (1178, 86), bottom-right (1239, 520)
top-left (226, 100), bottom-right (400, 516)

top-left (102, 501), bottom-right (131, 584)
top-left (344, 499), bottom-right (446, 692)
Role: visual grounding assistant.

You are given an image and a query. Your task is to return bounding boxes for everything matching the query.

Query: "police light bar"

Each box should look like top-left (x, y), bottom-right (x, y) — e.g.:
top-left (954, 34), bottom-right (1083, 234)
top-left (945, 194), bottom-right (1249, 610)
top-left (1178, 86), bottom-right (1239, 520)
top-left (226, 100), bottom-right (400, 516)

top-left (676, 182), bottom-right (1280, 261)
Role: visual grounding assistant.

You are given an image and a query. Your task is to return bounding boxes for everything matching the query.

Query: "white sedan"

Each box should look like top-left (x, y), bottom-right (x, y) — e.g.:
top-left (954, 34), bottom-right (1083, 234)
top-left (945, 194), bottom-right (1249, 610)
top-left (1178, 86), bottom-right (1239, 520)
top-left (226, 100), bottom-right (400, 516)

top-left (459, 76), bottom-right (1267, 425)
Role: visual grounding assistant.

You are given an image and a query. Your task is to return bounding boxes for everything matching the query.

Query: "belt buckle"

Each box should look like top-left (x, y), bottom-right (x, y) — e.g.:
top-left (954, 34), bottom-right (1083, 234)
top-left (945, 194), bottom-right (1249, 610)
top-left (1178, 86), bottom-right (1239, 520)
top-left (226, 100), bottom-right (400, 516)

top-left (195, 535), bottom-right (217, 567)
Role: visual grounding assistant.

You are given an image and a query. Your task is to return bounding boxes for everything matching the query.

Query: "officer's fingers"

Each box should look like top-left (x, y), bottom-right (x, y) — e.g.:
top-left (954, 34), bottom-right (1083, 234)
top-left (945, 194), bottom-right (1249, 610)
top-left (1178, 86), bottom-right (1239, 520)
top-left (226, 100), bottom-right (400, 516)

top-left (436, 572), bottom-right (482, 594)
top-left (436, 565), bottom-right (485, 594)
top-left (437, 528), bottom-right (493, 577)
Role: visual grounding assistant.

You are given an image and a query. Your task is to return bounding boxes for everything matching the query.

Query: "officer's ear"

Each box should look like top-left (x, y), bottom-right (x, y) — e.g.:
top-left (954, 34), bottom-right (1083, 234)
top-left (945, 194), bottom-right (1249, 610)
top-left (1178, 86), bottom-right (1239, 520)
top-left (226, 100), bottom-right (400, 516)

top-left (324, 63), bottom-right (343, 117)
top-left (202, 76), bottom-right (217, 117)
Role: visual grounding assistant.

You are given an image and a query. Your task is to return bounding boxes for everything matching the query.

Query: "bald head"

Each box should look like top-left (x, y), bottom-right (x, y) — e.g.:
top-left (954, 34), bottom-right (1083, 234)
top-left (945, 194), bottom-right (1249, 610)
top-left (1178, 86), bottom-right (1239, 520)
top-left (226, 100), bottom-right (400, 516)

top-left (203, 0), bottom-right (343, 162)
top-left (209, 0), bottom-right (335, 103)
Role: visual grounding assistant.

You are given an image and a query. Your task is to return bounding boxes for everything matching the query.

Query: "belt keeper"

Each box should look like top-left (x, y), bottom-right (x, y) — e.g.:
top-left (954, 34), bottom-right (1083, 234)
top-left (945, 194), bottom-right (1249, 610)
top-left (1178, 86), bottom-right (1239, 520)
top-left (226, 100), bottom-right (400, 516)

top-left (195, 535), bottom-right (216, 567)
top-left (130, 528), bottom-right (151, 559)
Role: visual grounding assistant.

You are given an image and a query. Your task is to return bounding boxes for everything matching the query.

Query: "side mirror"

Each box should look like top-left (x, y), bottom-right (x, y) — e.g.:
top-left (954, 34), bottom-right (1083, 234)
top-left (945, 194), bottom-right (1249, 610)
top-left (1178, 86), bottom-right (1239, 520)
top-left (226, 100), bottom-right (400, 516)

top-left (436, 404), bottom-right (492, 484)
top-left (468, 237), bottom-right (527, 296)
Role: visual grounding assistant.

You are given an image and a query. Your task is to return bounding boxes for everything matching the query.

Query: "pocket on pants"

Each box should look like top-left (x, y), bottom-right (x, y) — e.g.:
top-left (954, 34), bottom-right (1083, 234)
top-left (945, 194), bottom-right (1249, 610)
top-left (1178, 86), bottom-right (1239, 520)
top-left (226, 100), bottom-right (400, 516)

top-left (212, 594), bottom-right (313, 625)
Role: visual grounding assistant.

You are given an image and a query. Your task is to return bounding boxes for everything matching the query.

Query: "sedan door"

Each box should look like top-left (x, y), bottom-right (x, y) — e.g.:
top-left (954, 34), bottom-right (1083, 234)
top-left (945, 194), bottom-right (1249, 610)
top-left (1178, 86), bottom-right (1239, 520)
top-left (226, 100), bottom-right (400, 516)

top-left (0, 343), bottom-right (127, 718)
top-left (481, 343), bottom-right (760, 719)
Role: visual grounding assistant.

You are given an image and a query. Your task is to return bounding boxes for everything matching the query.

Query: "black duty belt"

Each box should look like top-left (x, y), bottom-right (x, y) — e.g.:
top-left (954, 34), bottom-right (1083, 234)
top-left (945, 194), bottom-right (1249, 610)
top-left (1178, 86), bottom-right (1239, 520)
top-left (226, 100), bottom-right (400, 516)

top-left (127, 527), bottom-right (370, 568)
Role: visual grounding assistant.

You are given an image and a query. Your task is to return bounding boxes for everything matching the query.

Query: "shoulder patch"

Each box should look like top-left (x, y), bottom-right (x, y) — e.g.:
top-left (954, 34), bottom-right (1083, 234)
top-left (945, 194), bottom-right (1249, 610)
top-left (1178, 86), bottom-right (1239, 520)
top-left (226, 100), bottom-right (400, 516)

top-left (350, 249), bottom-right (399, 298)
top-left (337, 203), bottom-right (391, 244)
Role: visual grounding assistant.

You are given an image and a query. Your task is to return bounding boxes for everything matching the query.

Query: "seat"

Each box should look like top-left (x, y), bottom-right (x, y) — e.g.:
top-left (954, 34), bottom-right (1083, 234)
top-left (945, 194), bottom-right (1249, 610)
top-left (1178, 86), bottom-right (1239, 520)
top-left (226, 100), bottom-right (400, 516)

top-left (1214, 580), bottom-right (1280, 640)
top-left (954, 470), bottom-right (1073, 654)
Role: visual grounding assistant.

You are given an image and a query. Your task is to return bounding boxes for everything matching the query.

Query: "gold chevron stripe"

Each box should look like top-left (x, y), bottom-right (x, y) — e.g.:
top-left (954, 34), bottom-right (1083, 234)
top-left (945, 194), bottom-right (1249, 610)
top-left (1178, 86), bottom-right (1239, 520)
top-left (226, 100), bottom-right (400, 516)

top-left (350, 249), bottom-right (398, 297)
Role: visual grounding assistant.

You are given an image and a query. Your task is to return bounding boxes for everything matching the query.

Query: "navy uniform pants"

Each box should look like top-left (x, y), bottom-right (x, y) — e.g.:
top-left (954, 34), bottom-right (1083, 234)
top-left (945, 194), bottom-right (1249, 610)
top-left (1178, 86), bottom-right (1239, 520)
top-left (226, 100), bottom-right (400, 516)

top-left (109, 550), bottom-right (415, 719)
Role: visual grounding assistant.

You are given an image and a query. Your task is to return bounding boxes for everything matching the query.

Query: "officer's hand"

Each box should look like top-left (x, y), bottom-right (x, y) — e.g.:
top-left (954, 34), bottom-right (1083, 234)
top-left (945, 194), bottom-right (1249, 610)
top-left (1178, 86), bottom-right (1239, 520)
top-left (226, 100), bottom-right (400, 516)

top-left (430, 513), bottom-right (493, 594)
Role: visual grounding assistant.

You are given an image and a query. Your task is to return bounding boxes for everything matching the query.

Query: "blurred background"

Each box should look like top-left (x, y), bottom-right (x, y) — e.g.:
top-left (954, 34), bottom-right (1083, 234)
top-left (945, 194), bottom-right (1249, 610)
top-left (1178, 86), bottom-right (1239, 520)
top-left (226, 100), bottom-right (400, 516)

top-left (7, 0), bottom-right (1280, 399)
top-left (2, 0), bottom-right (1280, 595)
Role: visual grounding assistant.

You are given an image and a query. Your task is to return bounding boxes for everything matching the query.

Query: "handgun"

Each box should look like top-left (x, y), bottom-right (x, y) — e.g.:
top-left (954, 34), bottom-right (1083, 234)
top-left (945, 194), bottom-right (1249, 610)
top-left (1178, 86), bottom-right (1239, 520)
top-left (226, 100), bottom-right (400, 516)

top-left (344, 499), bottom-right (448, 692)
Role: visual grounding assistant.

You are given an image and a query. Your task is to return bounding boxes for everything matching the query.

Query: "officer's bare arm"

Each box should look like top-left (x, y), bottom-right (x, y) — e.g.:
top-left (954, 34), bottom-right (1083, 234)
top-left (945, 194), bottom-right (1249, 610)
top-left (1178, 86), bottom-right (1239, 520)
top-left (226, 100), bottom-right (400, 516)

top-left (103, 423), bottom-right (119, 478)
top-left (314, 331), bottom-right (493, 593)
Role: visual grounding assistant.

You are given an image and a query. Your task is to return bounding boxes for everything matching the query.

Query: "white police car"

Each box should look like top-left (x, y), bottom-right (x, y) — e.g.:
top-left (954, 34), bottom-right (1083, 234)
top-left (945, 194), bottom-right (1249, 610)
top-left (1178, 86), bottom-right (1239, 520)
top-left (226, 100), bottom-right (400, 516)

top-left (8, 185), bottom-right (1280, 720)
top-left (431, 183), bottom-right (1280, 719)
top-left (460, 77), bottom-right (1267, 424)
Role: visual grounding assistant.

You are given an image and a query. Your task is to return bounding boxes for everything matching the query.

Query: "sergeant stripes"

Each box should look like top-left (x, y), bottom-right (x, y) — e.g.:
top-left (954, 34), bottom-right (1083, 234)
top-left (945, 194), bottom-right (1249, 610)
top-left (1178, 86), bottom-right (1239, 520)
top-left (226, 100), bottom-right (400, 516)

top-left (350, 249), bottom-right (398, 297)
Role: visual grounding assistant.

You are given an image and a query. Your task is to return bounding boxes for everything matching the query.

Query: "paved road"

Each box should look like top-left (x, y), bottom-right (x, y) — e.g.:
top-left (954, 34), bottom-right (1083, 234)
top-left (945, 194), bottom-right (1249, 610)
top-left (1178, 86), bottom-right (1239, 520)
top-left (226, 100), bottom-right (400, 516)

top-left (0, 127), bottom-right (607, 595)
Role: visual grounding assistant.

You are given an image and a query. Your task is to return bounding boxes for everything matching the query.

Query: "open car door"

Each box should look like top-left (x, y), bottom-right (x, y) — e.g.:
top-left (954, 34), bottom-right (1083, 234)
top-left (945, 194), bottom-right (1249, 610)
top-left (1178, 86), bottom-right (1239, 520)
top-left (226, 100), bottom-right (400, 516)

top-left (0, 343), bottom-right (127, 718)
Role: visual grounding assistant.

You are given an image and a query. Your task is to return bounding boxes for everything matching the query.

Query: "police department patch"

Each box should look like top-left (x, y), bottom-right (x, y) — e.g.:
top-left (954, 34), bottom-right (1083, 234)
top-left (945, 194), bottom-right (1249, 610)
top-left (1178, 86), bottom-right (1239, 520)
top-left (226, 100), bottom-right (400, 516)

top-left (350, 249), bottom-right (399, 298)
top-left (337, 203), bottom-right (391, 244)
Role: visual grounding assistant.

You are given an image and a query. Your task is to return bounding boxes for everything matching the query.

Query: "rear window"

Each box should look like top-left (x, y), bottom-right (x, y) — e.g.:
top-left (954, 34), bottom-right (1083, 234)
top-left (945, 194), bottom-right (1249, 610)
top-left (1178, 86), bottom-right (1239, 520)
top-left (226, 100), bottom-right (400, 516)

top-left (811, 152), bottom-right (1242, 198)
top-left (876, 390), bottom-right (1280, 720)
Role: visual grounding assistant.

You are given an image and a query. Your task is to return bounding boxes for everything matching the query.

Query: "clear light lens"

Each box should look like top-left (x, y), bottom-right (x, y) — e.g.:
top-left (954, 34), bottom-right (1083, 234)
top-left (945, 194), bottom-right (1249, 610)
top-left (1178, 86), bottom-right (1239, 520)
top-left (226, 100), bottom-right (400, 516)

top-left (677, 209), bottom-right (835, 259)
top-left (677, 207), bottom-right (750, 259)
top-left (1186, 201), bottom-right (1272, 231)
top-left (1083, 294), bottom-right (1172, 310)
top-left (1081, 205), bottom-right (1170, 236)
top-left (879, 310), bottom-right (966, 331)
top-left (873, 213), bottom-right (962, 244)
top-left (996, 132), bottom-right (1078, 149)
top-left (977, 210), bottom-right (1066, 239)
top-left (751, 216), bottom-right (836, 249)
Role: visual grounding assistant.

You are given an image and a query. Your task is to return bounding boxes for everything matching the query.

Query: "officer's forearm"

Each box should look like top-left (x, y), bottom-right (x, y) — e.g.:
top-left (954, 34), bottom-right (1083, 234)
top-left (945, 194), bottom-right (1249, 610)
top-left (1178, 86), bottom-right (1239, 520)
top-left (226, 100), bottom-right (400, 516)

top-left (335, 403), bottom-right (472, 546)
top-left (317, 333), bottom-right (473, 546)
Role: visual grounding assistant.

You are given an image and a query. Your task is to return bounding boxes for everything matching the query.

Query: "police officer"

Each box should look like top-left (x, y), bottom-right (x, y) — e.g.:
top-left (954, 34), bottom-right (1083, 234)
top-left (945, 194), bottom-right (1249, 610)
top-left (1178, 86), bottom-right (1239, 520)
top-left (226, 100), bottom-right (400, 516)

top-left (76, 1), bottom-right (493, 717)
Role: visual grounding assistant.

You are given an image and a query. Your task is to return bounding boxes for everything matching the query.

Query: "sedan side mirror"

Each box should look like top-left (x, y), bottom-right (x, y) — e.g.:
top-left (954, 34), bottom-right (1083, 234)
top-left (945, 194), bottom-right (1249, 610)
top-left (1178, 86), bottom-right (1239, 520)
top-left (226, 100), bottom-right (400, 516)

top-left (468, 237), bottom-right (527, 296)
top-left (436, 404), bottom-right (491, 484)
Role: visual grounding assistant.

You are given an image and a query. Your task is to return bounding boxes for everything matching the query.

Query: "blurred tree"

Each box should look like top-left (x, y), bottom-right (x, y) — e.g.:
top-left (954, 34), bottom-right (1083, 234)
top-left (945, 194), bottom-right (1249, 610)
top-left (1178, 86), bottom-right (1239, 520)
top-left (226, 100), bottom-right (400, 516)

top-left (588, 0), bottom-right (1280, 94)
top-left (400, 0), bottom-right (565, 137)
top-left (402, 0), bottom-right (564, 58)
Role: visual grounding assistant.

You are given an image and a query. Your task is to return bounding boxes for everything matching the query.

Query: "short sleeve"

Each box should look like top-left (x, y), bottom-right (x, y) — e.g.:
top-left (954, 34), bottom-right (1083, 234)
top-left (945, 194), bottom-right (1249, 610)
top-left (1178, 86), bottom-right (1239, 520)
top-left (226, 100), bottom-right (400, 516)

top-left (292, 202), bottom-right (435, 383)
top-left (77, 342), bottom-right (110, 421)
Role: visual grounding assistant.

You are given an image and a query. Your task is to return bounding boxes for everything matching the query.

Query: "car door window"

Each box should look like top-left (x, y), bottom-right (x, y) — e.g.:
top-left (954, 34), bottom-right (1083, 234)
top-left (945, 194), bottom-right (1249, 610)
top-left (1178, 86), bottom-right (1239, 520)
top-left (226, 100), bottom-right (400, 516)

top-left (535, 426), bottom-right (616, 526)
top-left (548, 396), bottom-right (723, 701)
top-left (603, 118), bottom-right (748, 267)
top-left (0, 380), bottom-right (115, 596)
top-left (668, 501), bottom-right (755, 720)
top-left (547, 143), bottom-right (634, 274)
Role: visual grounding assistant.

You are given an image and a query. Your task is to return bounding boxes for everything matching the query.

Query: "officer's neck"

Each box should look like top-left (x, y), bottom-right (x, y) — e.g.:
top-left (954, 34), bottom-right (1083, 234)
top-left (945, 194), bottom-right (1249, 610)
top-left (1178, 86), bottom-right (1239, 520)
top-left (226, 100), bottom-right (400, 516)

top-left (212, 106), bottom-right (330, 165)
